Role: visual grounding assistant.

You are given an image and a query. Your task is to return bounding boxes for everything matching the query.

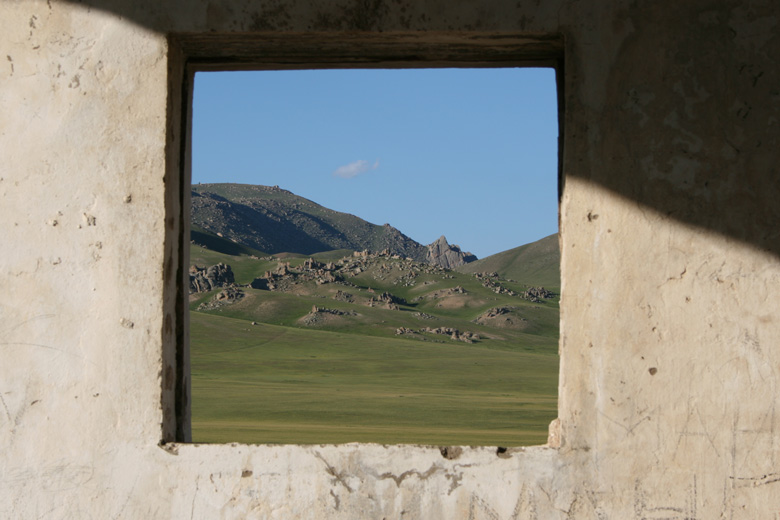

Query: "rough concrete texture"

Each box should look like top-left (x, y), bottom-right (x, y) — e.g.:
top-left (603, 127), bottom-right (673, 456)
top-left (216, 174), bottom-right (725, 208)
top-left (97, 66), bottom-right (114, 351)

top-left (1, 0), bottom-right (779, 518)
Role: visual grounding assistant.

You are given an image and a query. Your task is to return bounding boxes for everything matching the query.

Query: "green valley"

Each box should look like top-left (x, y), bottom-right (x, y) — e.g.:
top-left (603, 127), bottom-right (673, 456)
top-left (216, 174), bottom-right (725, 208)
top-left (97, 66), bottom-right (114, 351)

top-left (189, 183), bottom-right (559, 446)
top-left (190, 236), bottom-right (559, 446)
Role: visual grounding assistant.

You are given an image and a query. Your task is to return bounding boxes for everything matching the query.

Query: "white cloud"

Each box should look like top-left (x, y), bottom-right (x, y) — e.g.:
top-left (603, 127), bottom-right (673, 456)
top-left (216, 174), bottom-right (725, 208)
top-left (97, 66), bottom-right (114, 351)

top-left (333, 159), bottom-right (380, 179)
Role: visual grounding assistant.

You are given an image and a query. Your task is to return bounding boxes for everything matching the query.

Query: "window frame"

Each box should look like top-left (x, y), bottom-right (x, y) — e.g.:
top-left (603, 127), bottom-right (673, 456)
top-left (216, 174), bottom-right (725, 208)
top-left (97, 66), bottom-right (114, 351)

top-left (162, 32), bottom-right (565, 444)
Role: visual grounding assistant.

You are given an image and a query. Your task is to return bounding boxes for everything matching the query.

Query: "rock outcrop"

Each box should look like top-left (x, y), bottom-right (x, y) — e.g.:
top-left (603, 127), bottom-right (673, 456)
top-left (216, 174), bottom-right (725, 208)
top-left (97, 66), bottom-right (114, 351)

top-left (426, 236), bottom-right (477, 269)
top-left (189, 263), bottom-right (235, 294)
top-left (472, 306), bottom-right (528, 330)
top-left (522, 286), bottom-right (555, 302)
top-left (197, 287), bottom-right (245, 311)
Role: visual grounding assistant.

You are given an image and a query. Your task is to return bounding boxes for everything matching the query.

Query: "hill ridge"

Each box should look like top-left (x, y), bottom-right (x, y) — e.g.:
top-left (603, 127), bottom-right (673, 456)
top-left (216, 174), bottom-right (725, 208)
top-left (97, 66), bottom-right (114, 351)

top-left (191, 182), bottom-right (477, 268)
top-left (456, 233), bottom-right (560, 287)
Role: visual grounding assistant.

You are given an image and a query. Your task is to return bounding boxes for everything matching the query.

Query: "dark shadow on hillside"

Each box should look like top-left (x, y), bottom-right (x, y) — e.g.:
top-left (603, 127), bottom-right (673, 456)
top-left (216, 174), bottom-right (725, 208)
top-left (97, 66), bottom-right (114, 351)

top-left (190, 228), bottom-right (264, 257)
top-left (192, 191), bottom-right (346, 255)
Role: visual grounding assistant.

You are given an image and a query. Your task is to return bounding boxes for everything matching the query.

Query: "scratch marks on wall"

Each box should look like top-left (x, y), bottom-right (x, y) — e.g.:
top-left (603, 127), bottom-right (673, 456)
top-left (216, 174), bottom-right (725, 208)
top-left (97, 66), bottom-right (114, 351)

top-left (307, 447), bottom-right (557, 518)
top-left (465, 486), bottom-right (544, 520)
top-left (0, 313), bottom-right (94, 369)
top-left (3, 460), bottom-right (95, 493)
top-left (314, 452), bottom-right (353, 492)
top-left (510, 484), bottom-right (539, 520)
top-left (110, 473), bottom-right (139, 520)
top-left (720, 403), bottom-right (780, 516)
top-left (189, 476), bottom-right (199, 520)
top-left (674, 401), bottom-right (720, 461)
top-left (468, 494), bottom-right (501, 520)
top-left (730, 472), bottom-right (780, 488)
top-left (0, 393), bottom-right (12, 432)
top-left (634, 475), bottom-right (697, 520)
top-left (1, 313), bottom-right (55, 338)
top-left (599, 410), bottom-right (653, 437)
top-left (0, 314), bottom-right (61, 354)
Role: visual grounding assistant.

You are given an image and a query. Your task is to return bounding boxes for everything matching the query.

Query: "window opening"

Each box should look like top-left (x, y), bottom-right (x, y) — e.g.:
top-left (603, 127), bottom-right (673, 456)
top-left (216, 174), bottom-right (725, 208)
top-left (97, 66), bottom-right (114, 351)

top-left (187, 67), bottom-right (560, 445)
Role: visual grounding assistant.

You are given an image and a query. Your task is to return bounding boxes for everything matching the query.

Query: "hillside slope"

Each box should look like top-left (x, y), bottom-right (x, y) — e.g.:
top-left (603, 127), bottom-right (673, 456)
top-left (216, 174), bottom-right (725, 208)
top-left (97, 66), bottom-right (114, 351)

top-left (456, 233), bottom-right (560, 288)
top-left (188, 238), bottom-right (560, 445)
top-left (191, 183), bottom-right (476, 267)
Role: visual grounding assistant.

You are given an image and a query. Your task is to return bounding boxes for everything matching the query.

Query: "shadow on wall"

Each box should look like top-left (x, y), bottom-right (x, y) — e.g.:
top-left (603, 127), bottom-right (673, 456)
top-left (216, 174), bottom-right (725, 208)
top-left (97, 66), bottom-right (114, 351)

top-left (60, 0), bottom-right (780, 260)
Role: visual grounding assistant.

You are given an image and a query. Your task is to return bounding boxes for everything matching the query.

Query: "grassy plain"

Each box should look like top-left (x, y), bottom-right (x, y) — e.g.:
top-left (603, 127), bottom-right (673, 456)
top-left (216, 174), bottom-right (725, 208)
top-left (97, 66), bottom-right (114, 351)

top-left (190, 239), bottom-right (559, 446)
top-left (191, 314), bottom-right (557, 445)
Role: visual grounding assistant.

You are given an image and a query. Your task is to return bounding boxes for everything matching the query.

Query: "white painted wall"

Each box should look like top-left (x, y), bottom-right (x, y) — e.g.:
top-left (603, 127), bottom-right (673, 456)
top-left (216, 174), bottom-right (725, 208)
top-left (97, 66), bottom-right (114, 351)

top-left (2, 1), bottom-right (779, 517)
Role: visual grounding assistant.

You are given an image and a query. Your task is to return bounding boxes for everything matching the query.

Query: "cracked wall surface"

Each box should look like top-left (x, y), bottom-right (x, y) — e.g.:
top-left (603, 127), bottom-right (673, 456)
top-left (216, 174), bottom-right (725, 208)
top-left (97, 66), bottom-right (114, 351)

top-left (1, 0), bottom-right (779, 518)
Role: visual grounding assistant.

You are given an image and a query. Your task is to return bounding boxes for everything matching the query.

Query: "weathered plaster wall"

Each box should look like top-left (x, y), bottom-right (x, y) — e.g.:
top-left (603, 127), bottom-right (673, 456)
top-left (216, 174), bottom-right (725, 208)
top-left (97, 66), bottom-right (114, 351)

top-left (1, 0), bottom-right (778, 518)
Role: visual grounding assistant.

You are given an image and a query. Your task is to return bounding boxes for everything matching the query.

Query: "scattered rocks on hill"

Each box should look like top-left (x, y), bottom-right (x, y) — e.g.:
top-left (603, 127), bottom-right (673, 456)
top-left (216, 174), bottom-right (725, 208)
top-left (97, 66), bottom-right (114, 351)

top-left (189, 263), bottom-right (235, 294)
top-left (471, 272), bottom-right (555, 302)
top-left (428, 286), bottom-right (468, 299)
top-left (304, 258), bottom-right (330, 270)
top-left (473, 306), bottom-right (531, 330)
top-left (475, 274), bottom-right (517, 296)
top-left (249, 277), bottom-right (271, 290)
top-left (474, 272), bottom-right (555, 303)
top-left (310, 305), bottom-right (356, 316)
top-left (481, 307), bottom-right (512, 318)
top-left (317, 271), bottom-right (338, 284)
top-left (397, 325), bottom-right (479, 344)
top-left (522, 286), bottom-right (555, 302)
top-left (197, 287), bottom-right (245, 311)
top-left (332, 290), bottom-right (354, 303)
top-left (366, 291), bottom-right (405, 310)
top-left (250, 259), bottom-right (343, 292)
top-left (273, 262), bottom-right (291, 276)
top-left (422, 326), bottom-right (480, 343)
top-left (300, 305), bottom-right (358, 325)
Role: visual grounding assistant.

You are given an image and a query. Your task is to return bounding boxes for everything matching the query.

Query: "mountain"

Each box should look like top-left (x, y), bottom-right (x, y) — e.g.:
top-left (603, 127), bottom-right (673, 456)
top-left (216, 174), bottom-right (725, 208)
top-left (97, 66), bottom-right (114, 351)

top-left (191, 183), bottom-right (477, 268)
top-left (455, 234), bottom-right (560, 288)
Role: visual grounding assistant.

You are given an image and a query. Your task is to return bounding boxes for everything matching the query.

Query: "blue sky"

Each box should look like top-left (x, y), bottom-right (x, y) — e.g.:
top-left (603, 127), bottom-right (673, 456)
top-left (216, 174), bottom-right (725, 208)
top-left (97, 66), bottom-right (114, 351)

top-left (192, 68), bottom-right (558, 259)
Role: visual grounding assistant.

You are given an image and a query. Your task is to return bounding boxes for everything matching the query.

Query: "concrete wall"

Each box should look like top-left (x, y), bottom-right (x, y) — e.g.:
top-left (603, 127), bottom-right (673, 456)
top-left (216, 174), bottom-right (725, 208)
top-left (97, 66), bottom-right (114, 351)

top-left (1, 0), bottom-right (778, 517)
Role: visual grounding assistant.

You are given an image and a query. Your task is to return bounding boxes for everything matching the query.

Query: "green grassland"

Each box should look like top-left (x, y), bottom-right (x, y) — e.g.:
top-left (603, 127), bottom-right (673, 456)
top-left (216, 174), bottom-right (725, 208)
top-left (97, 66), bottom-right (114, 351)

top-left (456, 234), bottom-right (560, 288)
top-left (190, 243), bottom-right (559, 446)
top-left (192, 315), bottom-right (557, 445)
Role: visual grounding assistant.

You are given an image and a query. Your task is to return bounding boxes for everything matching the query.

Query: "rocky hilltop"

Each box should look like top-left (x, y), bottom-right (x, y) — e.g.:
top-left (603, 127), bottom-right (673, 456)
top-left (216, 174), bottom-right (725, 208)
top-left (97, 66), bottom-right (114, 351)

top-left (191, 183), bottom-right (477, 269)
top-left (426, 235), bottom-right (477, 269)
